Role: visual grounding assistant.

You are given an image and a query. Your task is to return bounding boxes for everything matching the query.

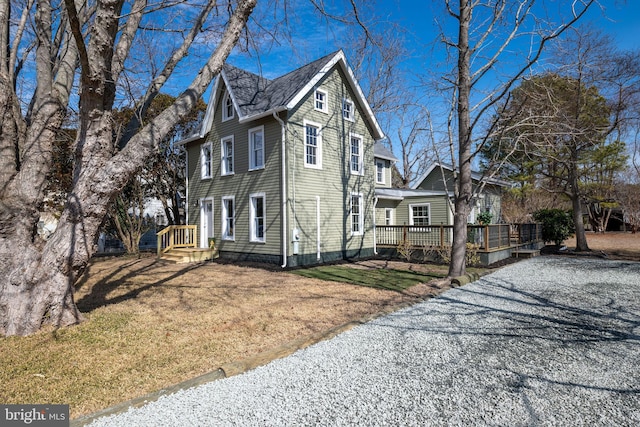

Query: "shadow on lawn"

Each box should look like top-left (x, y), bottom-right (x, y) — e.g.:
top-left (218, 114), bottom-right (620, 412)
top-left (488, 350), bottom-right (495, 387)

top-left (74, 257), bottom-right (202, 312)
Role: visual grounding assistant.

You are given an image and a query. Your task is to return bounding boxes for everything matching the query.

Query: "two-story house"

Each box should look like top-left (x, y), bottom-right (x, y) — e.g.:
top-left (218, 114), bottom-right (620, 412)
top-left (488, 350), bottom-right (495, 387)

top-left (177, 50), bottom-right (385, 267)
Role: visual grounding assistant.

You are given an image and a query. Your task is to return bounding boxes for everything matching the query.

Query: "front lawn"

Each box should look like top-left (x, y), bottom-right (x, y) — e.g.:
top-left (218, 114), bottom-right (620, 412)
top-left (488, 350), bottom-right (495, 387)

top-left (292, 265), bottom-right (445, 291)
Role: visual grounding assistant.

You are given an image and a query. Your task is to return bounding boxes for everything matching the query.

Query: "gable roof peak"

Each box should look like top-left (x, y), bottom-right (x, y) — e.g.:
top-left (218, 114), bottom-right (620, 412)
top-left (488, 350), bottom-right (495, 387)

top-left (178, 50), bottom-right (384, 145)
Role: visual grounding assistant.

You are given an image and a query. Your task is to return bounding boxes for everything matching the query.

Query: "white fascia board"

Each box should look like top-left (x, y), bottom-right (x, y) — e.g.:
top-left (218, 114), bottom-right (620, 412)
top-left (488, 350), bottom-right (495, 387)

top-left (238, 106), bottom-right (287, 124)
top-left (286, 50), bottom-right (385, 141)
top-left (175, 77), bottom-right (220, 146)
top-left (375, 153), bottom-right (398, 162)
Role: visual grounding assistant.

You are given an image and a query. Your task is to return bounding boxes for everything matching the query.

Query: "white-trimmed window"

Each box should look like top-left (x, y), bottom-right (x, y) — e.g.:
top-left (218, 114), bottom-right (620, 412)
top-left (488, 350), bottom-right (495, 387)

top-left (250, 193), bottom-right (266, 242)
top-left (350, 133), bottom-right (363, 175)
top-left (376, 160), bottom-right (385, 184)
top-left (409, 203), bottom-right (430, 226)
top-left (221, 136), bottom-right (234, 176)
top-left (385, 208), bottom-right (394, 226)
top-left (222, 92), bottom-right (234, 121)
top-left (304, 120), bottom-right (322, 169)
top-left (201, 141), bottom-right (212, 179)
top-left (314, 89), bottom-right (328, 113)
top-left (248, 126), bottom-right (264, 170)
top-left (351, 193), bottom-right (363, 235)
top-left (343, 98), bottom-right (354, 121)
top-left (221, 196), bottom-right (235, 240)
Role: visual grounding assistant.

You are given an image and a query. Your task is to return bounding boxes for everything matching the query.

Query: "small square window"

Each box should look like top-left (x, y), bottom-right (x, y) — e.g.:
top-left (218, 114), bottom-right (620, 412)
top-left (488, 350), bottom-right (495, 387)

top-left (314, 89), bottom-right (328, 113)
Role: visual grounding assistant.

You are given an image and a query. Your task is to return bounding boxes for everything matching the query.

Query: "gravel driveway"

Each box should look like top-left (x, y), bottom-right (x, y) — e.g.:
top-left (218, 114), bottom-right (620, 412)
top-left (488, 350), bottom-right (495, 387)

top-left (87, 257), bottom-right (640, 426)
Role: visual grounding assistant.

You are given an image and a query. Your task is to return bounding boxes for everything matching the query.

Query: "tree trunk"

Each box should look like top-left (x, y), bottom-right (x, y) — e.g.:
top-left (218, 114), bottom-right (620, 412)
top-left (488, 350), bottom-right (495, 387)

top-left (449, 0), bottom-right (472, 278)
top-left (0, 0), bottom-right (257, 336)
top-left (571, 192), bottom-right (590, 251)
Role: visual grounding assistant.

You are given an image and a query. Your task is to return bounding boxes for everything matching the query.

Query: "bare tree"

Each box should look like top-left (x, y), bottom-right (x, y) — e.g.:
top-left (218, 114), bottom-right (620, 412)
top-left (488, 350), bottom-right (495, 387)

top-left (0, 0), bottom-right (257, 336)
top-left (439, 0), bottom-right (595, 278)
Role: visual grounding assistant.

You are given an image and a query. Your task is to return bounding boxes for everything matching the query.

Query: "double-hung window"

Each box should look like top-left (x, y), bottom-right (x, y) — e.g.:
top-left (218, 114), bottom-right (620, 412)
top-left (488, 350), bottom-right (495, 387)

top-left (409, 203), bottom-right (430, 227)
top-left (314, 89), bottom-right (328, 113)
top-left (304, 121), bottom-right (322, 169)
top-left (376, 160), bottom-right (385, 184)
top-left (343, 98), bottom-right (354, 121)
top-left (222, 92), bottom-right (234, 121)
top-left (385, 208), bottom-right (393, 225)
top-left (351, 193), bottom-right (363, 236)
top-left (221, 196), bottom-right (235, 240)
top-left (201, 142), bottom-right (212, 179)
top-left (250, 193), bottom-right (266, 242)
top-left (248, 126), bottom-right (264, 170)
top-left (221, 136), bottom-right (234, 175)
top-left (350, 133), bottom-right (363, 175)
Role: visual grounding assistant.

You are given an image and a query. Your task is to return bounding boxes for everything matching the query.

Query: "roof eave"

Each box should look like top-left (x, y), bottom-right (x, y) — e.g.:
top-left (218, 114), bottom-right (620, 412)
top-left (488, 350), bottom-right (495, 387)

top-left (238, 106), bottom-right (288, 124)
top-left (286, 50), bottom-right (385, 141)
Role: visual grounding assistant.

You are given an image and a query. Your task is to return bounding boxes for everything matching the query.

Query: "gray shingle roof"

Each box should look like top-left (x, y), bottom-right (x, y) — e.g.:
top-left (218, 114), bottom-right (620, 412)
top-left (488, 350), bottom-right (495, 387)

top-left (374, 142), bottom-right (398, 162)
top-left (223, 51), bottom-right (340, 118)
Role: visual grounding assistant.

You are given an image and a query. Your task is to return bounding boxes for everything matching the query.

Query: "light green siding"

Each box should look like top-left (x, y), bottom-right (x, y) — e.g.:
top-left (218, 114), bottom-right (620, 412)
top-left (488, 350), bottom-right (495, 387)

top-left (186, 86), bottom-right (282, 258)
top-left (416, 168), bottom-right (454, 192)
top-left (284, 66), bottom-right (376, 262)
top-left (375, 199), bottom-right (401, 226)
top-left (394, 196), bottom-right (451, 226)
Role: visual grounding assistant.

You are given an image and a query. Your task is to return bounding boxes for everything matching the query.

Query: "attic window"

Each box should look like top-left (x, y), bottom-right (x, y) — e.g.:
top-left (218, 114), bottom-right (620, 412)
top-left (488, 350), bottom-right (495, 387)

top-left (314, 89), bottom-right (328, 113)
top-left (222, 92), bottom-right (234, 121)
top-left (343, 98), bottom-right (354, 121)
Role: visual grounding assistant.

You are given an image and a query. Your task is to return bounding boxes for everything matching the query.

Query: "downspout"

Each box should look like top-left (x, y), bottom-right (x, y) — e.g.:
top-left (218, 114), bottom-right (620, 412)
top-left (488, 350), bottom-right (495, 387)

top-left (373, 196), bottom-right (378, 255)
top-left (316, 196), bottom-right (321, 260)
top-left (273, 111), bottom-right (287, 268)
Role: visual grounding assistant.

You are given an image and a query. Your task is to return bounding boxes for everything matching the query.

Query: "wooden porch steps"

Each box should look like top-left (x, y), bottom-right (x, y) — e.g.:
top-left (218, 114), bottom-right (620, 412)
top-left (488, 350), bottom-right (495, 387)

top-left (512, 249), bottom-right (540, 259)
top-left (160, 248), bottom-right (219, 264)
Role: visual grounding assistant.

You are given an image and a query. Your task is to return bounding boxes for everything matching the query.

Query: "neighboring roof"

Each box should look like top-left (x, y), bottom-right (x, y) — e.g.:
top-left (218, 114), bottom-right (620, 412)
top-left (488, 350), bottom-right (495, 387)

top-left (411, 162), bottom-right (512, 190)
top-left (374, 142), bottom-right (398, 162)
top-left (376, 188), bottom-right (448, 200)
top-left (178, 50), bottom-right (385, 145)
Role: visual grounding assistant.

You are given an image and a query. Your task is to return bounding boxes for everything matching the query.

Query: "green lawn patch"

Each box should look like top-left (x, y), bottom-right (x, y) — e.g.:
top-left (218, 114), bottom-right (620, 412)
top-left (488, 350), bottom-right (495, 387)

top-left (292, 266), bottom-right (444, 292)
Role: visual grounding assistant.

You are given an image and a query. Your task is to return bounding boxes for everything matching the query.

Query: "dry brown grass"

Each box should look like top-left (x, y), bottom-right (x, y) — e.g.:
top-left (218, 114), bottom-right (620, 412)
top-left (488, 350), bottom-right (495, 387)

top-left (564, 231), bottom-right (640, 261)
top-left (0, 255), bottom-right (452, 419)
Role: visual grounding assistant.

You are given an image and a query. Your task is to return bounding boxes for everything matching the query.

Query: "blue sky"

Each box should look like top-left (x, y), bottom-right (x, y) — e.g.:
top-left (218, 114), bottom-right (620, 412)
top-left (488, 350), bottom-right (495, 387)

top-left (211, 0), bottom-right (640, 166)
top-left (228, 0), bottom-right (639, 77)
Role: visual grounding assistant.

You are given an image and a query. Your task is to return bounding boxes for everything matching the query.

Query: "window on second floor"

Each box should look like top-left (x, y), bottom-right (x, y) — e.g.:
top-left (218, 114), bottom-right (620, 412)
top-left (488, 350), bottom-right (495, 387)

top-left (250, 193), bottom-right (265, 243)
top-left (343, 98), bottom-right (354, 121)
top-left (221, 136), bottom-right (234, 176)
top-left (376, 160), bottom-right (385, 184)
top-left (350, 134), bottom-right (363, 175)
top-left (409, 203), bottom-right (430, 227)
top-left (201, 142), bottom-right (212, 179)
top-left (222, 92), bottom-right (234, 121)
top-left (314, 89), bottom-right (328, 113)
top-left (304, 121), bottom-right (322, 169)
top-left (248, 126), bottom-right (264, 170)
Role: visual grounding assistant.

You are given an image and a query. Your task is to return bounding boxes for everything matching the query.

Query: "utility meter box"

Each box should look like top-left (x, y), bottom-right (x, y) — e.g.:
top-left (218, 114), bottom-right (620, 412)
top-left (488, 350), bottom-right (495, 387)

top-left (292, 228), bottom-right (300, 254)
